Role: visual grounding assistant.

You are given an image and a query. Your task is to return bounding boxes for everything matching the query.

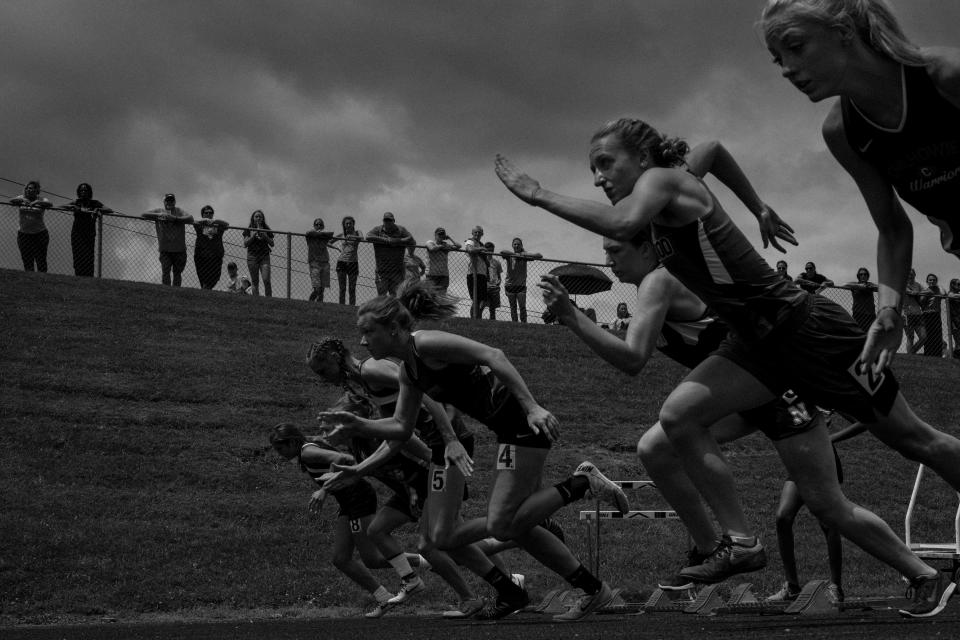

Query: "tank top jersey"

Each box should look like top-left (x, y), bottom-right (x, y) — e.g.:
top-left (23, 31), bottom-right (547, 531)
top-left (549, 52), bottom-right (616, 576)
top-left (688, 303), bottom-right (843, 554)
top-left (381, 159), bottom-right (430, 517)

top-left (656, 307), bottom-right (728, 370)
top-left (650, 185), bottom-right (808, 343)
top-left (841, 64), bottom-right (960, 256)
top-left (298, 442), bottom-right (374, 512)
top-left (346, 434), bottom-right (426, 499)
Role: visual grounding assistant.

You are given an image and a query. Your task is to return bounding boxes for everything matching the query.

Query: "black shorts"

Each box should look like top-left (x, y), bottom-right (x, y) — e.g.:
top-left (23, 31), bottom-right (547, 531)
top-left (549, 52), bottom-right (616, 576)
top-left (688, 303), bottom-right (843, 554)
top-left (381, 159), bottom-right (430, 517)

top-left (429, 434), bottom-right (476, 467)
top-left (485, 386), bottom-right (552, 449)
top-left (715, 295), bottom-right (899, 424)
top-left (336, 260), bottom-right (359, 276)
top-left (331, 478), bottom-right (379, 520)
top-left (739, 390), bottom-right (820, 442)
top-left (383, 467), bottom-right (429, 520)
top-left (505, 284), bottom-right (526, 295)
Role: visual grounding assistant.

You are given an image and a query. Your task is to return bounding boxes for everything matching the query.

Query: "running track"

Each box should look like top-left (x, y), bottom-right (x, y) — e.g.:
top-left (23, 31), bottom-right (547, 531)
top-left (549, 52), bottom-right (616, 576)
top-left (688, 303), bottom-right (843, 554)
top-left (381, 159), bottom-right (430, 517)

top-left (5, 607), bottom-right (960, 640)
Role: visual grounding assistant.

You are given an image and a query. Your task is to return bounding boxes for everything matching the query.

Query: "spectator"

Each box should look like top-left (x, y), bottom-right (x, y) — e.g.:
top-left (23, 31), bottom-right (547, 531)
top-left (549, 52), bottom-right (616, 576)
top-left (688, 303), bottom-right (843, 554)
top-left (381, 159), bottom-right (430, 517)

top-left (611, 302), bottom-right (631, 331)
top-left (193, 205), bottom-right (229, 290)
top-left (425, 226), bottom-right (460, 294)
top-left (242, 209), bottom-right (274, 296)
top-left (842, 267), bottom-right (878, 333)
top-left (948, 278), bottom-right (960, 359)
top-left (306, 217), bottom-right (334, 302)
top-left (501, 237), bottom-right (542, 323)
top-left (775, 260), bottom-right (791, 282)
top-left (10, 181), bottom-right (52, 273)
top-left (463, 225), bottom-right (488, 319)
top-left (225, 261), bottom-right (251, 294)
top-left (334, 216), bottom-right (361, 305)
top-left (366, 211), bottom-right (412, 296)
top-left (903, 268), bottom-right (927, 355)
top-left (919, 273), bottom-right (944, 357)
top-left (404, 245), bottom-right (425, 284)
top-left (64, 182), bottom-right (111, 277)
top-left (794, 261), bottom-right (833, 294)
top-left (485, 241), bottom-right (503, 320)
top-left (142, 193), bottom-right (194, 286)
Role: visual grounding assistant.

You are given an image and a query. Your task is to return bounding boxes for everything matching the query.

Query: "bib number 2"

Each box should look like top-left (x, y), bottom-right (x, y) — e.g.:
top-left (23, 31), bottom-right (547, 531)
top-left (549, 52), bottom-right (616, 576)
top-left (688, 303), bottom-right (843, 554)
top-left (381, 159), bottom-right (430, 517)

top-left (496, 444), bottom-right (517, 470)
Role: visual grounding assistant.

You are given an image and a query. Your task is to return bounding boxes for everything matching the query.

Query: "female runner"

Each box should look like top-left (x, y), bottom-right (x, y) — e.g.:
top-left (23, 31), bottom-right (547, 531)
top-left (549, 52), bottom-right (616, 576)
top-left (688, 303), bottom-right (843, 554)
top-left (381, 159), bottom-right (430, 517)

top-left (759, 0), bottom-right (960, 368)
top-left (496, 118), bottom-right (960, 617)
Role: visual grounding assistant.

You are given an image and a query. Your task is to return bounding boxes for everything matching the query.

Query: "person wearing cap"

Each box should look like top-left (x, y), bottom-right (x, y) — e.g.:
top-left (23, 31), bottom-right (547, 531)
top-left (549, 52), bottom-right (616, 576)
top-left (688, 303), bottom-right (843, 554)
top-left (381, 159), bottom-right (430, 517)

top-left (193, 205), bottom-right (229, 290)
top-left (366, 211), bottom-right (413, 296)
top-left (463, 226), bottom-right (489, 319)
top-left (142, 194), bottom-right (194, 286)
top-left (425, 226), bottom-right (460, 294)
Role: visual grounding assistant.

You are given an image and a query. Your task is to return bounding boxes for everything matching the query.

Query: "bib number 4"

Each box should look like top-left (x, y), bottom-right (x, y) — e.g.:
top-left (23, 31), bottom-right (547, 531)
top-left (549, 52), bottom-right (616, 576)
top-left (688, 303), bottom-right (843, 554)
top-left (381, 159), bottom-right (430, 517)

top-left (496, 444), bottom-right (517, 470)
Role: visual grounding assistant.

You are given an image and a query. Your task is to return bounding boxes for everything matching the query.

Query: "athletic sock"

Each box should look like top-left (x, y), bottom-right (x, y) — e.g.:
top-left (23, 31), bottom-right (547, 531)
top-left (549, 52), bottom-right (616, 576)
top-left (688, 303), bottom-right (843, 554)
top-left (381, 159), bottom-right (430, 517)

top-left (483, 567), bottom-right (523, 598)
top-left (553, 475), bottom-right (590, 505)
top-left (371, 585), bottom-right (391, 602)
top-left (388, 553), bottom-right (416, 581)
top-left (566, 564), bottom-right (602, 596)
top-left (729, 535), bottom-right (757, 547)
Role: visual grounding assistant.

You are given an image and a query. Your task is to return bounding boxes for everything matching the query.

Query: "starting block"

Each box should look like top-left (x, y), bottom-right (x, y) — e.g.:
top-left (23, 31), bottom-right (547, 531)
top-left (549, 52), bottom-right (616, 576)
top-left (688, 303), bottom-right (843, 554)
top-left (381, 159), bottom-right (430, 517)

top-left (642, 586), bottom-right (697, 613)
top-left (905, 464), bottom-right (960, 574)
top-left (683, 583), bottom-right (726, 615)
top-left (534, 587), bottom-right (627, 615)
top-left (783, 580), bottom-right (836, 615)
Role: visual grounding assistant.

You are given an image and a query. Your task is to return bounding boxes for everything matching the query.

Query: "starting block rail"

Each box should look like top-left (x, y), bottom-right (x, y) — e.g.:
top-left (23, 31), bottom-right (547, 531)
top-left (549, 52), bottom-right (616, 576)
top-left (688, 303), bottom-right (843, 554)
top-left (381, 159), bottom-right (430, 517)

top-left (905, 464), bottom-right (960, 571)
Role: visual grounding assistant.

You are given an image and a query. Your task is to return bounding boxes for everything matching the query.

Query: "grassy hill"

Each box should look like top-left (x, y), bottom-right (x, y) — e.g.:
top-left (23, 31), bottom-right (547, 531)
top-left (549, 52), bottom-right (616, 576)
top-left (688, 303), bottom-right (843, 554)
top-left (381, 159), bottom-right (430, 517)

top-left (1, 268), bottom-right (958, 625)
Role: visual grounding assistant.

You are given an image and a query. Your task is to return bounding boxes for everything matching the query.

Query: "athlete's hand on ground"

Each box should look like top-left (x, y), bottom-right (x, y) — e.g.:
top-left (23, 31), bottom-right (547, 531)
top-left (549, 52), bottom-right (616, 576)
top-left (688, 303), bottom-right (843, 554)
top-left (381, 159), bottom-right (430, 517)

top-left (495, 154), bottom-right (542, 205)
top-left (539, 274), bottom-right (575, 319)
top-left (308, 489), bottom-right (327, 514)
top-left (444, 441), bottom-right (474, 477)
top-left (859, 309), bottom-right (903, 374)
top-left (756, 204), bottom-right (797, 253)
top-left (527, 405), bottom-right (560, 442)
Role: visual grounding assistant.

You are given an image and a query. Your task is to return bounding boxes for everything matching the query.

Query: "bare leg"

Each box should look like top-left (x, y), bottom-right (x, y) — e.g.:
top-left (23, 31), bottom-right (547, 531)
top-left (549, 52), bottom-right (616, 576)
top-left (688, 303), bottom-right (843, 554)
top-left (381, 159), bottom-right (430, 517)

top-left (331, 516), bottom-right (383, 593)
top-left (773, 479), bottom-right (804, 589)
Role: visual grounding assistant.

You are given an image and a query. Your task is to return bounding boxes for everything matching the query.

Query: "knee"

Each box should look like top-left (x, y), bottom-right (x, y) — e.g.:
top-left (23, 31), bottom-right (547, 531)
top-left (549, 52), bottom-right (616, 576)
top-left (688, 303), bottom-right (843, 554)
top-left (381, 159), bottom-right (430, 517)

top-left (486, 515), bottom-right (520, 542)
top-left (430, 522), bottom-right (458, 550)
top-left (417, 536), bottom-right (435, 555)
top-left (636, 426), bottom-right (675, 470)
top-left (658, 403), bottom-right (699, 441)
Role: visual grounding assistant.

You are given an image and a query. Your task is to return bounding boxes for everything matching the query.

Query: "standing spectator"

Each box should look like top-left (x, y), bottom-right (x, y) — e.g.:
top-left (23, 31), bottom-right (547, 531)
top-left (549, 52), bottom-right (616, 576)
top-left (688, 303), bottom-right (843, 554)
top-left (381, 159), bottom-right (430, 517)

top-left (367, 212), bottom-right (412, 296)
top-left (334, 216), bottom-right (361, 305)
top-left (948, 279), bottom-right (960, 359)
top-left (242, 210), bottom-right (274, 297)
top-left (794, 261), bottom-right (833, 294)
top-left (404, 245), bottom-right (425, 284)
top-left (193, 205), bottom-right (229, 290)
top-left (903, 268), bottom-right (927, 355)
top-left (64, 182), bottom-right (111, 277)
top-left (611, 302), bottom-right (631, 331)
top-left (775, 260), bottom-right (791, 282)
top-left (842, 267), bottom-right (878, 333)
top-left (10, 181), bottom-right (52, 272)
top-left (142, 193), bottom-right (194, 286)
top-left (919, 274), bottom-right (944, 357)
top-left (463, 226), bottom-right (489, 319)
top-left (501, 237), bottom-right (543, 323)
top-left (306, 217), bottom-right (334, 302)
top-left (485, 241), bottom-right (503, 320)
top-left (225, 261), bottom-right (251, 294)
top-left (425, 227), bottom-right (460, 294)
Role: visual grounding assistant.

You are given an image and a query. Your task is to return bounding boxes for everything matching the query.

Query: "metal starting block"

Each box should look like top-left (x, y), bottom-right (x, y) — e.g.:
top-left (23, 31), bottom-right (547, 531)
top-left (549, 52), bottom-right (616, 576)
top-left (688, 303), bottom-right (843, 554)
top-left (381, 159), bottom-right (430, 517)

top-left (642, 586), bottom-right (698, 613)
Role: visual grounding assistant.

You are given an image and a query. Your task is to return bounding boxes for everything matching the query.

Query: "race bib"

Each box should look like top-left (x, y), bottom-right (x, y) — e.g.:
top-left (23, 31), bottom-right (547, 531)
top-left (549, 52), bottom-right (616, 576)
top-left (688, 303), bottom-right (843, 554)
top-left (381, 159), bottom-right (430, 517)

top-left (847, 359), bottom-right (886, 396)
top-left (349, 518), bottom-right (362, 534)
top-left (431, 468), bottom-right (447, 492)
top-left (496, 444), bottom-right (516, 470)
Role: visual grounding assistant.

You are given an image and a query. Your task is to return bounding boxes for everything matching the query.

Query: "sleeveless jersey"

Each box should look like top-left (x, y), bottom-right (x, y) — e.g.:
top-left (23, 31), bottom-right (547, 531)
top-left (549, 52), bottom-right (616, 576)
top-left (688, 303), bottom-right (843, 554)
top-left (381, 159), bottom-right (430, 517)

top-left (656, 309), bottom-right (728, 370)
top-left (841, 64), bottom-right (960, 256)
top-left (650, 189), bottom-right (807, 343)
top-left (298, 442), bottom-right (376, 515)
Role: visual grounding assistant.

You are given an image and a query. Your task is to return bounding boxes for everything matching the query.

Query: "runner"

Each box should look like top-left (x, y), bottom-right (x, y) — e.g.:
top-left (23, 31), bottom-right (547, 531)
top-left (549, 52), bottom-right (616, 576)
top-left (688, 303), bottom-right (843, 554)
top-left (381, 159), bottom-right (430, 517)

top-left (318, 282), bottom-right (628, 621)
top-left (760, 0), bottom-right (960, 368)
top-left (496, 119), bottom-right (960, 617)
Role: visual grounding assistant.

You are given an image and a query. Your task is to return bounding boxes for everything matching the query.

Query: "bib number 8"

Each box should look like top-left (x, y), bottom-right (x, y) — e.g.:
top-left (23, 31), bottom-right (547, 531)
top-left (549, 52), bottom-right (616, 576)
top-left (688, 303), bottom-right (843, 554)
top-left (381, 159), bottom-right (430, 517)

top-left (349, 518), bottom-right (362, 533)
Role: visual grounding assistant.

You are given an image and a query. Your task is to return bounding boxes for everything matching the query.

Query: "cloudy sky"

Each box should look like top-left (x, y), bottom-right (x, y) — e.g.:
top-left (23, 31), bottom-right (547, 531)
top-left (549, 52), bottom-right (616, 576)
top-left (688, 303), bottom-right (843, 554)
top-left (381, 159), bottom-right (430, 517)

top-left (3, 0), bottom-right (959, 285)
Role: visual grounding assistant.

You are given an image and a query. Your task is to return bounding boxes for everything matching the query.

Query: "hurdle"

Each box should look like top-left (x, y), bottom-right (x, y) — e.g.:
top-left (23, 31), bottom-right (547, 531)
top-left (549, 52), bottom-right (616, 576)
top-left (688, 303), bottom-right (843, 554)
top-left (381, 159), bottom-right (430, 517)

top-left (905, 464), bottom-right (960, 580)
top-left (578, 479), bottom-right (680, 576)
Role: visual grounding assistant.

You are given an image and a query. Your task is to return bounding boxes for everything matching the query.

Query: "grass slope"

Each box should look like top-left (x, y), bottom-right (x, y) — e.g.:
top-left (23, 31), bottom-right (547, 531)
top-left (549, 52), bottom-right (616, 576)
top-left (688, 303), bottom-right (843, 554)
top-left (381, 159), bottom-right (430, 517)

top-left (1, 268), bottom-right (958, 624)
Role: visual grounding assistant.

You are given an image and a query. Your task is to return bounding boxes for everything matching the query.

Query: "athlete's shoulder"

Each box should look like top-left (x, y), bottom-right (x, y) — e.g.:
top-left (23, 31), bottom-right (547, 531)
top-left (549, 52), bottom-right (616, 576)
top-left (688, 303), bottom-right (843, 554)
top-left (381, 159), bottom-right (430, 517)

top-left (821, 100), bottom-right (846, 143)
top-left (921, 48), bottom-right (960, 105)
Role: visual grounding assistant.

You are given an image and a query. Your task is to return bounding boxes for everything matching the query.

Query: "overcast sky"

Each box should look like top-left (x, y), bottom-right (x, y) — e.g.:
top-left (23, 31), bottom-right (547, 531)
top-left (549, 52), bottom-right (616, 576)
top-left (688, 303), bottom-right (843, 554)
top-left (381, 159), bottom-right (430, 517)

top-left (3, 0), bottom-right (959, 285)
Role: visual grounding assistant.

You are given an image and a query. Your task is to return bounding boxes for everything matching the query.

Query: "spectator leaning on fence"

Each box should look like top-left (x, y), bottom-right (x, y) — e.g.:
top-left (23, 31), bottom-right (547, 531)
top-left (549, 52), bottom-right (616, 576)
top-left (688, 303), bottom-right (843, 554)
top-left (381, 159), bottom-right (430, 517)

top-left (65, 183), bottom-right (111, 277)
top-left (10, 181), bottom-right (52, 273)
top-left (142, 193), bottom-right (194, 287)
top-left (306, 217), bottom-right (335, 303)
top-left (485, 241), bottom-right (503, 320)
top-left (948, 279), bottom-right (960, 359)
top-left (334, 216), bottom-right (361, 306)
top-left (843, 267), bottom-right (878, 333)
top-left (367, 211), bottom-right (412, 296)
top-left (794, 261), bottom-right (833, 294)
top-left (501, 237), bottom-right (543, 323)
top-left (193, 205), bottom-right (229, 290)
top-left (903, 268), bottom-right (927, 354)
top-left (919, 274), bottom-right (945, 357)
top-left (463, 226), bottom-right (489, 319)
top-left (425, 226), bottom-right (460, 294)
top-left (242, 209), bottom-right (274, 297)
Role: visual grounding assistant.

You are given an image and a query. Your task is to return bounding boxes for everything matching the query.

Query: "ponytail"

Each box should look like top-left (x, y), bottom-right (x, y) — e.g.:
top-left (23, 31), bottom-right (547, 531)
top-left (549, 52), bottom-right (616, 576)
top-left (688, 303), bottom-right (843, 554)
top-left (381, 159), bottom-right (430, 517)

top-left (358, 280), bottom-right (459, 330)
top-left (591, 118), bottom-right (689, 168)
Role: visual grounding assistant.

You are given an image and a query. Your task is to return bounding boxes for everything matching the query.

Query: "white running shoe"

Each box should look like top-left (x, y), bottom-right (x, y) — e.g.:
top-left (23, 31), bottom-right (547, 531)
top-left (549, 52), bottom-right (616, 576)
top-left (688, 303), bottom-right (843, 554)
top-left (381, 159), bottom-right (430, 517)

top-left (364, 600), bottom-right (392, 618)
top-left (386, 577), bottom-right (426, 605)
top-left (442, 598), bottom-right (485, 619)
top-left (511, 573), bottom-right (525, 590)
top-left (573, 461), bottom-right (629, 514)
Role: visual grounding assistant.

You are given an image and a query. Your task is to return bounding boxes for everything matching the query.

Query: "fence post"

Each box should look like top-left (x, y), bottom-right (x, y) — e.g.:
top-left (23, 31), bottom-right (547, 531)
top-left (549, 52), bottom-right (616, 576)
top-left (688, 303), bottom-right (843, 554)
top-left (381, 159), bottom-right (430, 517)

top-left (286, 232), bottom-right (292, 299)
top-left (96, 214), bottom-right (103, 278)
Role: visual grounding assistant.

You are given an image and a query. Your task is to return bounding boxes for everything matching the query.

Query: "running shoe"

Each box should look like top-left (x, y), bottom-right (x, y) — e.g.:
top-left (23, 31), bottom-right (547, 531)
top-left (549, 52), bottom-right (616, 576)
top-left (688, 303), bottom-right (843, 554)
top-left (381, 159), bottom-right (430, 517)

top-left (765, 582), bottom-right (801, 602)
top-left (825, 583), bottom-right (845, 604)
top-left (386, 576), bottom-right (426, 605)
top-left (511, 573), bottom-right (525, 590)
top-left (442, 598), bottom-right (485, 619)
top-left (553, 582), bottom-right (617, 622)
top-left (899, 571), bottom-right (956, 618)
top-left (540, 516), bottom-right (566, 543)
top-left (473, 589), bottom-right (530, 620)
top-left (573, 462), bottom-right (629, 515)
top-left (364, 600), bottom-right (393, 618)
top-left (658, 545), bottom-right (712, 591)
top-left (677, 535), bottom-right (767, 584)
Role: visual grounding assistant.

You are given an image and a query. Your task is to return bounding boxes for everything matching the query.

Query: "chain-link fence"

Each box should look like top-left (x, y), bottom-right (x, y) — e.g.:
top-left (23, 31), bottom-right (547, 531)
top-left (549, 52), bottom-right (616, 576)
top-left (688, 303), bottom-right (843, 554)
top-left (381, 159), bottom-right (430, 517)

top-left (3, 202), bottom-right (958, 357)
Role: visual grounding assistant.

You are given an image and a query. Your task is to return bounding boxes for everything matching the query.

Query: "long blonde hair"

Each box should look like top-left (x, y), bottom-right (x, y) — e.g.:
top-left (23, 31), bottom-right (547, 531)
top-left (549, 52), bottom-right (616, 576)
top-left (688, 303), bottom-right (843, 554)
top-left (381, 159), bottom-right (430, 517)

top-left (760, 0), bottom-right (926, 66)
